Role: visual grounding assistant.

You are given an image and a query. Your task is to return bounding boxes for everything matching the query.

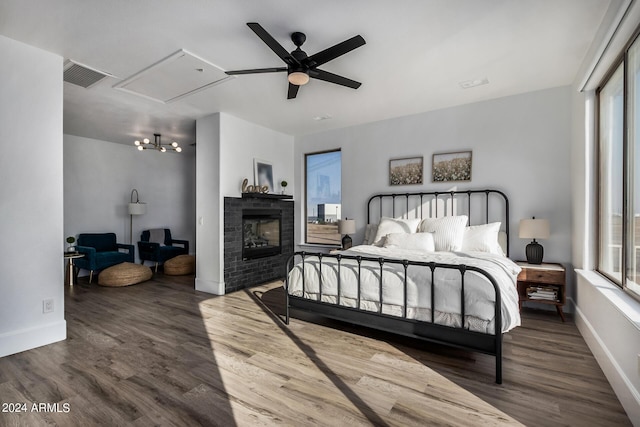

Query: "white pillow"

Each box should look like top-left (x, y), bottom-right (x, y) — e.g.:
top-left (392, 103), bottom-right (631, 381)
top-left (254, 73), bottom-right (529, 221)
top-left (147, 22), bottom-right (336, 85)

top-left (462, 222), bottom-right (504, 255)
top-left (363, 224), bottom-right (378, 245)
top-left (418, 215), bottom-right (468, 251)
top-left (384, 232), bottom-right (435, 252)
top-left (372, 217), bottom-right (421, 246)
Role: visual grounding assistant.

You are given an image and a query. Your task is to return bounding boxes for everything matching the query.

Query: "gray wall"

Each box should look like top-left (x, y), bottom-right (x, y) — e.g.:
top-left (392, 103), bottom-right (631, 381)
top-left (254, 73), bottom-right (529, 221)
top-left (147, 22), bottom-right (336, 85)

top-left (64, 134), bottom-right (196, 266)
top-left (570, 0), bottom-right (640, 422)
top-left (294, 86), bottom-right (573, 271)
top-left (0, 35), bottom-right (65, 357)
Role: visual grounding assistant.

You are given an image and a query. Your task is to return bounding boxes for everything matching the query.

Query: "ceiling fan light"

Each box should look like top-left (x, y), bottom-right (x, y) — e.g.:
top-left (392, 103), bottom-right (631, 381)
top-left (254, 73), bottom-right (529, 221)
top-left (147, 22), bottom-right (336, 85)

top-left (160, 147), bottom-right (167, 152)
top-left (143, 138), bottom-right (150, 144)
top-left (134, 140), bottom-right (141, 146)
top-left (175, 147), bottom-right (182, 153)
top-left (171, 141), bottom-right (178, 148)
top-left (137, 145), bottom-right (144, 151)
top-left (288, 71), bottom-right (309, 86)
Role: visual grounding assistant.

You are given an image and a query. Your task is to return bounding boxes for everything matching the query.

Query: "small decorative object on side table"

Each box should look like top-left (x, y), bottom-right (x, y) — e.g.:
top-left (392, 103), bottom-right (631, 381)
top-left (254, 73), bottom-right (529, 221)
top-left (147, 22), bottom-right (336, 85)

top-left (66, 235), bottom-right (77, 252)
top-left (516, 261), bottom-right (566, 321)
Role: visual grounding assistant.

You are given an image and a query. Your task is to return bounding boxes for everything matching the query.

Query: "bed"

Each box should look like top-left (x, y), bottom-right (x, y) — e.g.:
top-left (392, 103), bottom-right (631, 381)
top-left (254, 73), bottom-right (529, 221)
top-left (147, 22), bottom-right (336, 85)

top-left (284, 189), bottom-right (521, 383)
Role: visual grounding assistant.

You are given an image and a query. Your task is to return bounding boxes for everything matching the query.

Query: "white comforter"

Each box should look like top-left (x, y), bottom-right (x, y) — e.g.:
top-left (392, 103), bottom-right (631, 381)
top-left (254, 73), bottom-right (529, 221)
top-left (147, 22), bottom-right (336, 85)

top-left (287, 245), bottom-right (521, 334)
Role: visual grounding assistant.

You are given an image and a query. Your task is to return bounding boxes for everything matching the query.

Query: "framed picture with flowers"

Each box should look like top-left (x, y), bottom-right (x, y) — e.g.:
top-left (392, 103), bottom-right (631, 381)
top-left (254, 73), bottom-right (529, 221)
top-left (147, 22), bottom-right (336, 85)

top-left (432, 151), bottom-right (472, 182)
top-left (389, 156), bottom-right (423, 186)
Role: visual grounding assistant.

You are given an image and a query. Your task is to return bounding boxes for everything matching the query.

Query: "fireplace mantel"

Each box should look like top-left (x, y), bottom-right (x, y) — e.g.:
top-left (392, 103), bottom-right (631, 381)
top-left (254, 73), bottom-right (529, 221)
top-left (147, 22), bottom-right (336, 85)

top-left (241, 193), bottom-right (293, 200)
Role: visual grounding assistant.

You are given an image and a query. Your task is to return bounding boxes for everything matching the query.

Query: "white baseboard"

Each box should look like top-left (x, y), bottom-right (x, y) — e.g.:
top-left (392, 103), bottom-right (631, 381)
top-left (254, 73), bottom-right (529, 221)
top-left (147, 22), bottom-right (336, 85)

top-left (195, 277), bottom-right (225, 295)
top-left (0, 320), bottom-right (66, 358)
top-left (575, 305), bottom-right (640, 425)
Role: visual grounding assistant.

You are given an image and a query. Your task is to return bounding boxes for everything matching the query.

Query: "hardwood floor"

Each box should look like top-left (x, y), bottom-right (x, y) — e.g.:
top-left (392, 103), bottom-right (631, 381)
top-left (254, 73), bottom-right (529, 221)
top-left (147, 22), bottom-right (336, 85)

top-left (0, 275), bottom-right (631, 426)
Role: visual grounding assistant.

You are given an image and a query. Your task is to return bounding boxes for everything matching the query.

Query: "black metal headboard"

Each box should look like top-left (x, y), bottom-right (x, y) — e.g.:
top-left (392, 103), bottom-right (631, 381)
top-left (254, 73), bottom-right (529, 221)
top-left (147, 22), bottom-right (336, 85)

top-left (367, 189), bottom-right (510, 256)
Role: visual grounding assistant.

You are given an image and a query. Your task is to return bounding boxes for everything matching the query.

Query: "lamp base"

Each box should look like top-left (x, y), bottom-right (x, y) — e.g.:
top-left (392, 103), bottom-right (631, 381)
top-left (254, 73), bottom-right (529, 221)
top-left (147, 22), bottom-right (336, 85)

top-left (342, 234), bottom-right (352, 250)
top-left (525, 240), bottom-right (544, 264)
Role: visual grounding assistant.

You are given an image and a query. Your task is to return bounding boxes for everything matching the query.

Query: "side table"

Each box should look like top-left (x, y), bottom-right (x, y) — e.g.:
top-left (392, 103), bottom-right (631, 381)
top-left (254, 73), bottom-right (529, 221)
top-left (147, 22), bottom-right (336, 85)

top-left (516, 261), bottom-right (566, 321)
top-left (64, 252), bottom-right (84, 286)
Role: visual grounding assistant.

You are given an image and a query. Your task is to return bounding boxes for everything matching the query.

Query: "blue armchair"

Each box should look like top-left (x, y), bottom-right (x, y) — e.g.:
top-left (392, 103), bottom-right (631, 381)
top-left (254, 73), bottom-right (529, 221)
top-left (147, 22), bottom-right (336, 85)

top-left (75, 233), bottom-right (135, 283)
top-left (138, 229), bottom-right (189, 272)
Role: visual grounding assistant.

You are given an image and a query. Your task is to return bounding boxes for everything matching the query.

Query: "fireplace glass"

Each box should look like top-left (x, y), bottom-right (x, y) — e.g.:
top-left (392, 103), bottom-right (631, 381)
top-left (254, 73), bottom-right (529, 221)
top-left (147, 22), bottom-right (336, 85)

top-left (242, 209), bottom-right (282, 260)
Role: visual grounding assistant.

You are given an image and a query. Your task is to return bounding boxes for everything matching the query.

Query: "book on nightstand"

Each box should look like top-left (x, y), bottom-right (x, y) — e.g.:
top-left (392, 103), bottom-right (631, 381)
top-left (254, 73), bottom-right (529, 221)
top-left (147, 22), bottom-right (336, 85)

top-left (526, 286), bottom-right (558, 301)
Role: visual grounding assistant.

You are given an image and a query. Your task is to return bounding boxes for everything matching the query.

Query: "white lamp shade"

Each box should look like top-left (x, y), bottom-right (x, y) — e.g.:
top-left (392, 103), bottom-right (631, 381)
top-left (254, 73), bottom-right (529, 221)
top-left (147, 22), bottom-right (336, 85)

top-left (128, 202), bottom-right (146, 215)
top-left (519, 218), bottom-right (550, 239)
top-left (338, 219), bottom-right (356, 235)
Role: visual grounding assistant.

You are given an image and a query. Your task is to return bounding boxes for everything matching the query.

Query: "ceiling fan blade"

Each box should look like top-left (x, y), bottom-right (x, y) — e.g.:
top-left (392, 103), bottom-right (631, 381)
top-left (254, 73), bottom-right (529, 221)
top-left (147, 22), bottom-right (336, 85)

top-left (247, 22), bottom-right (300, 66)
top-left (307, 35), bottom-right (365, 67)
top-left (226, 67), bottom-right (287, 75)
top-left (287, 83), bottom-right (300, 99)
top-left (310, 69), bottom-right (361, 89)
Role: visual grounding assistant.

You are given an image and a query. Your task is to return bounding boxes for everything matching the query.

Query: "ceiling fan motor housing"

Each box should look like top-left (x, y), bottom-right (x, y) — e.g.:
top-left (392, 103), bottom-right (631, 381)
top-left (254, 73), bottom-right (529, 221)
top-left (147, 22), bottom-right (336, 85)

top-left (291, 31), bottom-right (306, 47)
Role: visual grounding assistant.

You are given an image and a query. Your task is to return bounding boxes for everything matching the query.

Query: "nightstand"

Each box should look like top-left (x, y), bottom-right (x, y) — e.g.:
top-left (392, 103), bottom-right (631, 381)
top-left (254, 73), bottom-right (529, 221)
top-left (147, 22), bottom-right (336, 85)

top-left (516, 261), bottom-right (566, 322)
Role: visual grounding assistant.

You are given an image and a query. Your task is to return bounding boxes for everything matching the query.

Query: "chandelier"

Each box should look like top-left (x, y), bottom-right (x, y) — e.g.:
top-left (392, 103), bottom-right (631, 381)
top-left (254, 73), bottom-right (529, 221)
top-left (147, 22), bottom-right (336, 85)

top-left (134, 133), bottom-right (182, 153)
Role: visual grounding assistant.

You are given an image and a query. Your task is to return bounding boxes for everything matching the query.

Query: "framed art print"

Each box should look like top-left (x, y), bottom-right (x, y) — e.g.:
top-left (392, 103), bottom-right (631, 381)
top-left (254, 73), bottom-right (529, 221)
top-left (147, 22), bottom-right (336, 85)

top-left (254, 158), bottom-right (274, 192)
top-left (389, 156), bottom-right (423, 186)
top-left (432, 151), bottom-right (472, 182)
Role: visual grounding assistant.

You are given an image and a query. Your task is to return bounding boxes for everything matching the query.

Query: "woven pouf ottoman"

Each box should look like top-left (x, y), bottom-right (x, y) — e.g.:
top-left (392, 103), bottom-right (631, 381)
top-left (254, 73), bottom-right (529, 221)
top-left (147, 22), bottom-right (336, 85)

top-left (98, 262), bottom-right (153, 287)
top-left (164, 255), bottom-right (195, 276)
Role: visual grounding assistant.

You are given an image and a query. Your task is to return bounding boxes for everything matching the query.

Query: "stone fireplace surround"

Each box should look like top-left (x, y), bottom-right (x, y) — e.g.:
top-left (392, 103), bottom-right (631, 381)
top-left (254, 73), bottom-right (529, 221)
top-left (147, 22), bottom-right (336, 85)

top-left (223, 195), bottom-right (294, 293)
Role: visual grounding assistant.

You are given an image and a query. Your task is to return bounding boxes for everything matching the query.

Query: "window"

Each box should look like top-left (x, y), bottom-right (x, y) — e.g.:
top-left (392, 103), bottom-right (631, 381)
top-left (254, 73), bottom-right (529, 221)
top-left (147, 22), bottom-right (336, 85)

top-left (627, 37), bottom-right (640, 295)
top-left (305, 150), bottom-right (342, 245)
top-left (598, 30), bottom-right (640, 298)
top-left (598, 64), bottom-right (623, 282)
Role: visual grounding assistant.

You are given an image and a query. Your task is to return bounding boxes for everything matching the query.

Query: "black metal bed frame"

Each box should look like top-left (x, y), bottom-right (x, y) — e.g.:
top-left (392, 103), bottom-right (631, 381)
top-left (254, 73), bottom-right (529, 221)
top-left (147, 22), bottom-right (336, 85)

top-left (285, 189), bottom-right (510, 383)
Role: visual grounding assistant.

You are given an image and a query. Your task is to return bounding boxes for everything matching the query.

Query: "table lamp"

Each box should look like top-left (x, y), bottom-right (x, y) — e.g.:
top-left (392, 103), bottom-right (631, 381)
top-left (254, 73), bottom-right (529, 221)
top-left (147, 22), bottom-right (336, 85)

top-left (338, 218), bottom-right (356, 250)
top-left (519, 217), bottom-right (550, 264)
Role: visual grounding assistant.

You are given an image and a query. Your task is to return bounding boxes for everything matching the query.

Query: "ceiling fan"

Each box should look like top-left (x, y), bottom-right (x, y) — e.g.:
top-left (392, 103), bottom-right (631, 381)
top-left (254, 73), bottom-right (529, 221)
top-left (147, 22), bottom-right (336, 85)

top-left (226, 23), bottom-right (365, 99)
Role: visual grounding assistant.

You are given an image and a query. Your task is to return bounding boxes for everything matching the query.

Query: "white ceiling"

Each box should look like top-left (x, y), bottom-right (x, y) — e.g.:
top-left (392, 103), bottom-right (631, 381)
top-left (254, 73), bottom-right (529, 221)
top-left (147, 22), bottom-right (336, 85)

top-left (0, 0), bottom-right (615, 146)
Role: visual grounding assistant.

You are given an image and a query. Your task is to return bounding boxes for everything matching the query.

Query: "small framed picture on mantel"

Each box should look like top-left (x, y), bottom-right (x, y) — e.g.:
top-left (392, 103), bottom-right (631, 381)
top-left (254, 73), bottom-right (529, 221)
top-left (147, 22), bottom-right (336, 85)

top-left (254, 158), bottom-right (274, 193)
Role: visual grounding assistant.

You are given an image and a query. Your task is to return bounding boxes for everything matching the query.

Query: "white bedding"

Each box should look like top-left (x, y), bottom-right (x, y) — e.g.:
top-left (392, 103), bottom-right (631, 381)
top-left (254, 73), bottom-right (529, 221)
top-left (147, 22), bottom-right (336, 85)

top-left (287, 245), bottom-right (521, 334)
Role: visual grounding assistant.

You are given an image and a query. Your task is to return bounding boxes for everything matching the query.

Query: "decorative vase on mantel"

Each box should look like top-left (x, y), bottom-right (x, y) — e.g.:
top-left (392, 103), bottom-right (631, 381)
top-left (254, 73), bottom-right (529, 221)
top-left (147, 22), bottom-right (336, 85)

top-left (280, 180), bottom-right (288, 195)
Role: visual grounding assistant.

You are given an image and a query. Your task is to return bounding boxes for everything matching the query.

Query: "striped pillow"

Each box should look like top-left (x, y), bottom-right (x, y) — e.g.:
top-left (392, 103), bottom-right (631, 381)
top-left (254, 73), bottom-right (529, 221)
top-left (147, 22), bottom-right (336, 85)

top-left (372, 217), bottom-right (421, 246)
top-left (418, 215), bottom-right (468, 251)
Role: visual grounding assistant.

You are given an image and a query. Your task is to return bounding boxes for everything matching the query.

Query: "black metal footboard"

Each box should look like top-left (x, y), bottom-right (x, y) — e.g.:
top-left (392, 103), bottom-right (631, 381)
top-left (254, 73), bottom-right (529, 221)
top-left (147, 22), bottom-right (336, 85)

top-left (285, 251), bottom-right (504, 384)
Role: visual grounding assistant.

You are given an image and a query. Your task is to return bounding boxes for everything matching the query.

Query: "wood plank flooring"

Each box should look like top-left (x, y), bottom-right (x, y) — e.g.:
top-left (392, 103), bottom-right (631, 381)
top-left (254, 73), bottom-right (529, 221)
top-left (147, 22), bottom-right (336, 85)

top-left (0, 275), bottom-right (631, 426)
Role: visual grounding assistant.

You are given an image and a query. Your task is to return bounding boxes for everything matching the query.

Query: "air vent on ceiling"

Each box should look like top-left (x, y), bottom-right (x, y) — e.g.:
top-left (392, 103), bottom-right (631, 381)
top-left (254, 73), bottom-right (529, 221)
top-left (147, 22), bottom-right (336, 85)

top-left (63, 60), bottom-right (114, 88)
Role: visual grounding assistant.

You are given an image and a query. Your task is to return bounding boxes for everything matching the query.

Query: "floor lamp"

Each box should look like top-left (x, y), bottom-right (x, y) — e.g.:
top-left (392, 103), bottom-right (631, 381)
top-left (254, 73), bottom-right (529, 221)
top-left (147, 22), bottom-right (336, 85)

top-left (129, 189), bottom-right (146, 244)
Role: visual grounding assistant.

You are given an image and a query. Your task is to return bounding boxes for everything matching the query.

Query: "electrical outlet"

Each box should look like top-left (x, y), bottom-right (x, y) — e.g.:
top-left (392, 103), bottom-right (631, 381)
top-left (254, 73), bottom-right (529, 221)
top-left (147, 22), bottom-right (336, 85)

top-left (43, 299), bottom-right (54, 313)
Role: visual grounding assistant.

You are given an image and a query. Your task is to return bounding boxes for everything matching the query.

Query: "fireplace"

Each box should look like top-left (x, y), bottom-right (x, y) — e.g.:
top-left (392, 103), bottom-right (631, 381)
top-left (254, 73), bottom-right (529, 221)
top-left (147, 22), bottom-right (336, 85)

top-left (242, 209), bottom-right (282, 260)
top-left (225, 197), bottom-right (293, 293)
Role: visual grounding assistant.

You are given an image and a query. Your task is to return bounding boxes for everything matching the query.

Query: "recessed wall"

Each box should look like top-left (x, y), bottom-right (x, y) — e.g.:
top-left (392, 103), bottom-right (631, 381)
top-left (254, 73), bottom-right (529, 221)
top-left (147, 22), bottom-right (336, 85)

top-left (64, 134), bottom-right (196, 266)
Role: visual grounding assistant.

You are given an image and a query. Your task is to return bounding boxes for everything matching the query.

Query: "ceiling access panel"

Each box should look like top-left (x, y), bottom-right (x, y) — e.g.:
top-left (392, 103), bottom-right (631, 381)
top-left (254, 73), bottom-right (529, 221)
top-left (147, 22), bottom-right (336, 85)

top-left (113, 49), bottom-right (234, 103)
